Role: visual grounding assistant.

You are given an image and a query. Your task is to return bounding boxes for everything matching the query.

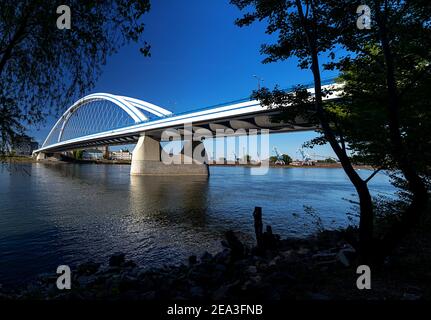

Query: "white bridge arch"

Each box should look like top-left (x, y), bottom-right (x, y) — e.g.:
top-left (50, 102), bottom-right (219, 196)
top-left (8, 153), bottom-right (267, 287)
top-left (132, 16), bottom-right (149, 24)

top-left (42, 93), bottom-right (172, 148)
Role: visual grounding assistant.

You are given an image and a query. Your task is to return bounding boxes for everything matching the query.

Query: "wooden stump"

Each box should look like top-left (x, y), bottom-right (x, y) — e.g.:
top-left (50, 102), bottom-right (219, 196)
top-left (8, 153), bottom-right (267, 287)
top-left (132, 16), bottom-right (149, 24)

top-left (253, 206), bottom-right (263, 249)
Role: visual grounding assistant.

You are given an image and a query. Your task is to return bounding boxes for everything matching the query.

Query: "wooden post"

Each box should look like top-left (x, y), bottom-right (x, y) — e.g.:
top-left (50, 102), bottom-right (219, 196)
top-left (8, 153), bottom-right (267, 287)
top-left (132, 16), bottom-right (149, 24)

top-left (253, 206), bottom-right (263, 249)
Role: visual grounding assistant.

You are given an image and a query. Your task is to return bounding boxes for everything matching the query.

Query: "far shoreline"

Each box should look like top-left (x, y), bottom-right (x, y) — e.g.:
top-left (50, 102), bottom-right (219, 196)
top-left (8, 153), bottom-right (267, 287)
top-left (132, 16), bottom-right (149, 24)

top-left (2, 156), bottom-right (374, 170)
top-left (209, 163), bottom-right (374, 170)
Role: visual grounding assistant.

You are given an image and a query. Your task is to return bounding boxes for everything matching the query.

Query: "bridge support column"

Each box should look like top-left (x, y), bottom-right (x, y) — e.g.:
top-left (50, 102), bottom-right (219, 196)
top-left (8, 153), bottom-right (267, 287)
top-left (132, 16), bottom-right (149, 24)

top-left (35, 152), bottom-right (46, 161)
top-left (102, 145), bottom-right (110, 159)
top-left (131, 134), bottom-right (209, 176)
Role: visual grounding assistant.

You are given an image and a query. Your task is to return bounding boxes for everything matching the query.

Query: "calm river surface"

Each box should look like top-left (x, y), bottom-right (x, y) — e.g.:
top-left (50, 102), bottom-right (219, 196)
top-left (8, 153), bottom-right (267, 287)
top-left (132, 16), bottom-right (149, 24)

top-left (0, 163), bottom-right (395, 286)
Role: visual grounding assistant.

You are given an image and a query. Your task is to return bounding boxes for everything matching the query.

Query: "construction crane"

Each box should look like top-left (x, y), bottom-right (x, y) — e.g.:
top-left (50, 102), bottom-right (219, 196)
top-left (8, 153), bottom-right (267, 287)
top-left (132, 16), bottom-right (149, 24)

top-left (232, 151), bottom-right (239, 164)
top-left (273, 147), bottom-right (285, 165)
top-left (296, 148), bottom-right (314, 165)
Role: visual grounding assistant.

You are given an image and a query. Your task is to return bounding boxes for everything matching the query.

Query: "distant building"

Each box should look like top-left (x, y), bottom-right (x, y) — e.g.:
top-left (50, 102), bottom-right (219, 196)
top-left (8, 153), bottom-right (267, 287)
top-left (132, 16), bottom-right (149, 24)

top-left (111, 149), bottom-right (132, 161)
top-left (82, 149), bottom-right (104, 160)
top-left (290, 161), bottom-right (302, 166)
top-left (12, 135), bottom-right (39, 156)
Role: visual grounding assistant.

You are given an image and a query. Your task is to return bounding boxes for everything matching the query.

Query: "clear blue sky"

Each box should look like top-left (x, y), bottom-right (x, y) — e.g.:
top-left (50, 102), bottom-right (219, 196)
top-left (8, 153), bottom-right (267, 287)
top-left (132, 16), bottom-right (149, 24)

top-left (30, 0), bottom-right (339, 160)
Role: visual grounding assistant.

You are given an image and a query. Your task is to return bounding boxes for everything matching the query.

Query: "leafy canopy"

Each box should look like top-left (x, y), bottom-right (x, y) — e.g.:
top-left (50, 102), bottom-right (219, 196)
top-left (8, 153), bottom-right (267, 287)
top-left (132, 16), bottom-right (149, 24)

top-left (0, 0), bottom-right (151, 152)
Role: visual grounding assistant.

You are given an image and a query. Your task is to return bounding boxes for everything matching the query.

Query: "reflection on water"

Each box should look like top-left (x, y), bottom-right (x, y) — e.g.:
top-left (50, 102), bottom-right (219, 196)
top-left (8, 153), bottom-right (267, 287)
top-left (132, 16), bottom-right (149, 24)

top-left (130, 174), bottom-right (209, 216)
top-left (0, 163), bottom-right (394, 286)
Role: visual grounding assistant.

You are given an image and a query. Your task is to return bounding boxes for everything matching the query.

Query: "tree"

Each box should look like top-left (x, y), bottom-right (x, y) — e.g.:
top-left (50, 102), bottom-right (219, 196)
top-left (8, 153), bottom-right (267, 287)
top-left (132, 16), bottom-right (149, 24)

top-left (232, 0), bottom-right (376, 261)
top-left (323, 158), bottom-right (336, 164)
top-left (282, 154), bottom-right (292, 165)
top-left (73, 149), bottom-right (83, 160)
top-left (326, 0), bottom-right (431, 257)
top-left (269, 155), bottom-right (278, 163)
top-left (232, 0), bottom-right (430, 262)
top-left (0, 0), bottom-right (151, 155)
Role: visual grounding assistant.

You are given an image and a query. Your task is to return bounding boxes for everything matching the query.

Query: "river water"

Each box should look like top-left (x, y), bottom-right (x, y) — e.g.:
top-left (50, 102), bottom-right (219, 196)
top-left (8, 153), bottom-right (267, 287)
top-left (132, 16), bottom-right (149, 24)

top-left (0, 163), bottom-right (394, 286)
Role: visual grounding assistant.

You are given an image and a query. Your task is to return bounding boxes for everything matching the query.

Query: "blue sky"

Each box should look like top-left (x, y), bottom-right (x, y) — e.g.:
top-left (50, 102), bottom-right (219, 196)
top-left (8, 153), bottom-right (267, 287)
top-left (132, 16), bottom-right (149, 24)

top-left (30, 0), bottom-right (339, 160)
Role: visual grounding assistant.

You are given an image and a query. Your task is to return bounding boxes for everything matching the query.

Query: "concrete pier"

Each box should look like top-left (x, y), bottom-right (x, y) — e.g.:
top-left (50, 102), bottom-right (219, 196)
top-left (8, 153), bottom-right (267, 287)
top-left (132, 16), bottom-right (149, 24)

top-left (131, 134), bottom-right (209, 176)
top-left (35, 152), bottom-right (46, 161)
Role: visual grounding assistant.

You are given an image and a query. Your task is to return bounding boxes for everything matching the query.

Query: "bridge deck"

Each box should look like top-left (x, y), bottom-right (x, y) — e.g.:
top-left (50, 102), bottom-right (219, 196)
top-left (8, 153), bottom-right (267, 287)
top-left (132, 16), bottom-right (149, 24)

top-left (35, 82), bottom-right (341, 153)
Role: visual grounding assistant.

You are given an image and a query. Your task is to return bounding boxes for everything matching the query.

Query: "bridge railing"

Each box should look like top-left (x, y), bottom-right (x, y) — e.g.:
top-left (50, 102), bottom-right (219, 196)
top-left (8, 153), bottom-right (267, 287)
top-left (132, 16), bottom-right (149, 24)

top-left (40, 78), bottom-right (338, 149)
top-left (162, 77), bottom-right (337, 119)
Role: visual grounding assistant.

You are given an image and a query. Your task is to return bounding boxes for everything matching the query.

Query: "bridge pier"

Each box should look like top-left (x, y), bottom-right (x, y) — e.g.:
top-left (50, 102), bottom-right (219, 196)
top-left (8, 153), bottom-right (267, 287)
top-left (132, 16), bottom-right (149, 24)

top-left (35, 152), bottom-right (46, 161)
top-left (131, 134), bottom-right (209, 176)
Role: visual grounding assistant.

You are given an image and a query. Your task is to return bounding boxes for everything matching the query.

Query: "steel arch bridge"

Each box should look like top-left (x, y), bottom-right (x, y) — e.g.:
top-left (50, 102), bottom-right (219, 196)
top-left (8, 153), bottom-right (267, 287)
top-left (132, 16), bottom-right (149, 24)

top-left (35, 82), bottom-right (342, 175)
top-left (41, 93), bottom-right (173, 149)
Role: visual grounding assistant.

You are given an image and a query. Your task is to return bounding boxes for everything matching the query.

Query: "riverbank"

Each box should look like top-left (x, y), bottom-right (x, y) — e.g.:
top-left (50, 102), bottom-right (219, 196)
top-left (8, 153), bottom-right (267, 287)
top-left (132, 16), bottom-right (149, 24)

top-left (210, 163), bottom-right (373, 170)
top-left (1, 211), bottom-right (429, 301)
top-left (27, 157), bottom-right (373, 170)
top-left (0, 156), bottom-right (36, 163)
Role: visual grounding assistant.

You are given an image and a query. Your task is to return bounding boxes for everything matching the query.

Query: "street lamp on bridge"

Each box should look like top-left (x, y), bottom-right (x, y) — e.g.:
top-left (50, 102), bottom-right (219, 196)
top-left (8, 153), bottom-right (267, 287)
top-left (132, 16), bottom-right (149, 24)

top-left (253, 74), bottom-right (264, 91)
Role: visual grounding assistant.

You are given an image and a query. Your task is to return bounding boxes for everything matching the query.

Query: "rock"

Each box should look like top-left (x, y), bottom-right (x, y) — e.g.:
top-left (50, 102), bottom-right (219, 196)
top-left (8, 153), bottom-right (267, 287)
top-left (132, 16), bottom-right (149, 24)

top-left (246, 266), bottom-right (257, 274)
top-left (214, 249), bottom-right (230, 264)
top-left (212, 280), bottom-right (240, 300)
top-left (77, 261), bottom-right (101, 276)
top-left (37, 274), bottom-right (58, 284)
top-left (402, 292), bottom-right (421, 300)
top-left (224, 231), bottom-right (245, 260)
top-left (200, 251), bottom-right (213, 262)
top-left (140, 290), bottom-right (156, 300)
top-left (212, 285), bottom-right (230, 300)
top-left (312, 251), bottom-right (336, 260)
top-left (266, 271), bottom-right (295, 284)
top-left (124, 260), bottom-right (137, 268)
top-left (256, 261), bottom-right (268, 272)
top-left (109, 253), bottom-right (126, 267)
top-left (187, 265), bottom-right (211, 283)
top-left (315, 259), bottom-right (337, 267)
top-left (337, 248), bottom-right (356, 267)
top-left (250, 275), bottom-right (262, 283)
top-left (190, 286), bottom-right (204, 297)
top-left (308, 292), bottom-right (331, 300)
top-left (214, 264), bottom-right (227, 273)
top-left (45, 283), bottom-right (61, 297)
top-left (107, 266), bottom-right (122, 274)
top-left (268, 256), bottom-right (281, 267)
top-left (297, 247), bottom-right (310, 255)
top-left (119, 275), bottom-right (139, 291)
top-left (280, 250), bottom-right (293, 258)
top-left (76, 275), bottom-right (95, 288)
top-left (105, 274), bottom-right (121, 290)
top-left (261, 225), bottom-right (280, 250)
top-left (188, 255), bottom-right (197, 265)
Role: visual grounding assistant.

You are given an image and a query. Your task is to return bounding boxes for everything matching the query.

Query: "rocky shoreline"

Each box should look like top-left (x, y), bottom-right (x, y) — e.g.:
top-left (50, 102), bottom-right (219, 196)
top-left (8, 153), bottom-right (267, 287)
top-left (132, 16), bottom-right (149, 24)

top-left (0, 230), bottom-right (343, 300)
top-left (1, 222), bottom-right (428, 301)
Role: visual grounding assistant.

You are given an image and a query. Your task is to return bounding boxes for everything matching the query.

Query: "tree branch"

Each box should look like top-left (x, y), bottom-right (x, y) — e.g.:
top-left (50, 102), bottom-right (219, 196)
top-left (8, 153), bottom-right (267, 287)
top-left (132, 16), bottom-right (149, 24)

top-left (398, 63), bottom-right (431, 98)
top-left (365, 167), bottom-right (382, 184)
top-left (0, 12), bottom-right (29, 76)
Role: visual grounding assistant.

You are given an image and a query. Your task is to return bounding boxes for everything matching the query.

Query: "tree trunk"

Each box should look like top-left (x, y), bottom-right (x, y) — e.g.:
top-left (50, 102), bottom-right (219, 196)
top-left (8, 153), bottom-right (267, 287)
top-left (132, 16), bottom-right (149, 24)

top-left (311, 57), bottom-right (374, 262)
top-left (295, 0), bottom-right (375, 262)
top-left (374, 4), bottom-right (429, 257)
